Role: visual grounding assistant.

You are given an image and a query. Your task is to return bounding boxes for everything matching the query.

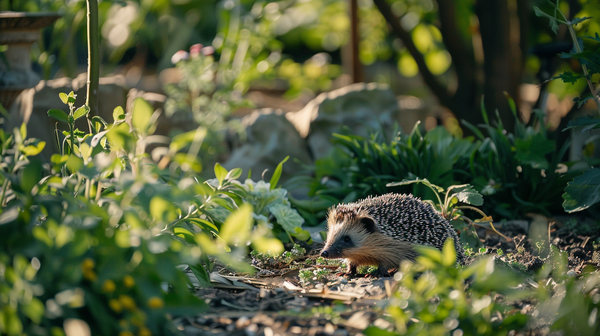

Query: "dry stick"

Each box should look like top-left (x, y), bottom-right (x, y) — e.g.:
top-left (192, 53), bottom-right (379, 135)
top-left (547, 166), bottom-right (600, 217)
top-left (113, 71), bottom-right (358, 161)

top-left (456, 205), bottom-right (512, 242)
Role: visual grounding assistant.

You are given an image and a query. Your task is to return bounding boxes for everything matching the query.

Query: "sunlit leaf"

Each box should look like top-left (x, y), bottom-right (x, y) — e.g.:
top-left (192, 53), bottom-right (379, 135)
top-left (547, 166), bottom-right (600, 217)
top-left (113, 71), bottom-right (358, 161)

top-left (21, 141), bottom-right (46, 156)
top-left (214, 163), bottom-right (228, 186)
top-left (449, 184), bottom-right (484, 206)
top-left (112, 106), bottom-right (125, 123)
top-left (73, 105), bottom-right (90, 120)
top-left (59, 92), bottom-right (69, 105)
top-left (131, 97), bottom-right (153, 135)
top-left (441, 238), bottom-right (457, 267)
top-left (269, 204), bottom-right (304, 233)
top-left (269, 156), bottom-right (289, 190)
top-left (220, 203), bottom-right (253, 245)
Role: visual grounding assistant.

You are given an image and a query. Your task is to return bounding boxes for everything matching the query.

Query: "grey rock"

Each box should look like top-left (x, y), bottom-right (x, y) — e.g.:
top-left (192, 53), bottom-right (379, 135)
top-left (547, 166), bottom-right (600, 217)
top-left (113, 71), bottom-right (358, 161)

top-left (286, 82), bottom-right (400, 159)
top-left (224, 108), bottom-right (312, 183)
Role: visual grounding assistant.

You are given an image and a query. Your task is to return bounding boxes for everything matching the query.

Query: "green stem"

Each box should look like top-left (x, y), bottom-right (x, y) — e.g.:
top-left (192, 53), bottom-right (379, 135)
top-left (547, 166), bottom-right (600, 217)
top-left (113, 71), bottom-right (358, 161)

top-left (86, 0), bottom-right (99, 116)
top-left (69, 124), bottom-right (75, 155)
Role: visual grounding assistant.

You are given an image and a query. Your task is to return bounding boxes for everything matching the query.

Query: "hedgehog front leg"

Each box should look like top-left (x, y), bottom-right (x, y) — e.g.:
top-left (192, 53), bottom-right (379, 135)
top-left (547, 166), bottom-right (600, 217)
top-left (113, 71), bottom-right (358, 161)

top-left (346, 261), bottom-right (357, 276)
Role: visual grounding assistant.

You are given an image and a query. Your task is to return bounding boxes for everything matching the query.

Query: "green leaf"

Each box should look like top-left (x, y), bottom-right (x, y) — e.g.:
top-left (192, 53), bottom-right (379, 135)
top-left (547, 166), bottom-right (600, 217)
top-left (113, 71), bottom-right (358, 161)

top-left (572, 95), bottom-right (597, 109)
top-left (112, 106), bottom-right (125, 123)
top-left (131, 97), bottom-right (153, 135)
top-left (563, 115), bottom-right (600, 132)
top-left (225, 167), bottom-right (242, 180)
top-left (187, 218), bottom-right (218, 232)
top-left (441, 238), bottom-right (457, 267)
top-left (533, 6), bottom-right (560, 34)
top-left (21, 141), bottom-right (46, 156)
top-left (562, 168), bottom-right (600, 212)
top-left (59, 92), bottom-right (69, 104)
top-left (251, 236), bottom-right (284, 254)
top-left (20, 122), bottom-right (27, 140)
top-left (21, 298), bottom-right (45, 324)
top-left (48, 109), bottom-right (68, 123)
top-left (448, 184), bottom-right (484, 206)
top-left (20, 161), bottom-right (42, 194)
top-left (214, 163), bottom-right (228, 186)
top-left (571, 16), bottom-right (592, 26)
top-left (220, 203), bottom-right (253, 245)
top-left (514, 133), bottom-right (555, 169)
top-left (67, 91), bottom-right (76, 104)
top-left (73, 105), bottom-right (90, 120)
top-left (0, 206), bottom-right (19, 225)
top-left (552, 71), bottom-right (583, 84)
top-left (269, 156), bottom-right (289, 190)
top-left (190, 264), bottom-right (212, 288)
top-left (269, 204), bottom-right (304, 233)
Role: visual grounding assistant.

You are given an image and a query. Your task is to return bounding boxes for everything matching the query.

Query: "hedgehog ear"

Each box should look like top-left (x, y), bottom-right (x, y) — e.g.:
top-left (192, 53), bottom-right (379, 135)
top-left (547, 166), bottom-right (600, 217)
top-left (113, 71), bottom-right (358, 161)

top-left (360, 217), bottom-right (376, 234)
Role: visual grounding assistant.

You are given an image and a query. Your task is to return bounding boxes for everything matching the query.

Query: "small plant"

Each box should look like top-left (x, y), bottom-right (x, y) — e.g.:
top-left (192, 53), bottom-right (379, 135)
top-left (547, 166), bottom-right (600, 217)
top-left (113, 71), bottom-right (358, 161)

top-left (365, 239), bottom-right (529, 335)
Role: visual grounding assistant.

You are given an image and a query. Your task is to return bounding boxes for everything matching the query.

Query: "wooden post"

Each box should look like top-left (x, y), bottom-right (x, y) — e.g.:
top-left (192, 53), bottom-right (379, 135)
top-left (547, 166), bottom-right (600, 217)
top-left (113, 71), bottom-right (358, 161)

top-left (348, 0), bottom-right (363, 83)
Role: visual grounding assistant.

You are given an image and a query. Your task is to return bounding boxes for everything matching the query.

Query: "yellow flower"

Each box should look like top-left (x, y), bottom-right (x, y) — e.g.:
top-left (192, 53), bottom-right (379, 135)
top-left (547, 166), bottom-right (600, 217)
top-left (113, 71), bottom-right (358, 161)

top-left (138, 327), bottom-right (152, 336)
top-left (119, 332), bottom-right (134, 336)
top-left (109, 299), bottom-right (122, 313)
top-left (81, 258), bottom-right (95, 270)
top-left (102, 280), bottom-right (116, 293)
top-left (147, 297), bottom-right (164, 309)
top-left (123, 275), bottom-right (135, 288)
top-left (119, 295), bottom-right (137, 310)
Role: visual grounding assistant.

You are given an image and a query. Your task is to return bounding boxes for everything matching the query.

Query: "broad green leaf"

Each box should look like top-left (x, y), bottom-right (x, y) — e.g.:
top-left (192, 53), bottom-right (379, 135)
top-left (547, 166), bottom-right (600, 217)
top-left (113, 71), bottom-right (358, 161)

top-left (59, 92), bottom-right (69, 104)
top-left (20, 161), bottom-right (42, 194)
top-left (131, 97), bottom-right (153, 135)
top-left (269, 204), bottom-right (304, 233)
top-left (21, 298), bottom-right (44, 324)
top-left (220, 203), bottom-right (253, 245)
top-left (112, 106), bottom-right (125, 123)
top-left (449, 184), bottom-right (484, 206)
top-left (187, 218), bottom-right (218, 232)
top-left (150, 196), bottom-right (176, 222)
top-left (552, 71), bottom-right (583, 84)
top-left (225, 167), bottom-right (242, 180)
top-left (269, 156), bottom-right (289, 190)
top-left (0, 206), bottom-right (19, 225)
top-left (20, 122), bottom-right (27, 140)
top-left (21, 141), bottom-right (46, 156)
top-left (252, 236), bottom-right (284, 254)
top-left (106, 122), bottom-right (134, 152)
top-left (515, 133), bottom-right (555, 169)
top-left (214, 163), bottom-right (228, 186)
top-left (73, 105), bottom-right (90, 120)
top-left (190, 264), bottom-right (212, 288)
top-left (66, 155), bottom-right (83, 173)
top-left (67, 91), bottom-right (76, 104)
top-left (47, 109), bottom-right (68, 123)
top-left (442, 238), bottom-right (457, 266)
top-left (563, 168), bottom-right (600, 212)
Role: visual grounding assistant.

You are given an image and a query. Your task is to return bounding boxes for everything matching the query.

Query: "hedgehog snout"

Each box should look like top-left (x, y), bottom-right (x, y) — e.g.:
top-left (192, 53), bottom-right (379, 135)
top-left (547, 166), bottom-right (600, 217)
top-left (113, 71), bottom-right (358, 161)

top-left (320, 250), bottom-right (329, 258)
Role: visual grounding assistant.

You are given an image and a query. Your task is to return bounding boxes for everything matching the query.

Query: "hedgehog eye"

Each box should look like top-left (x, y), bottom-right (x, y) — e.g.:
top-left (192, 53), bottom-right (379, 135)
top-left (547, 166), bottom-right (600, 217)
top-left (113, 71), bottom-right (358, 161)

top-left (343, 235), bottom-right (351, 243)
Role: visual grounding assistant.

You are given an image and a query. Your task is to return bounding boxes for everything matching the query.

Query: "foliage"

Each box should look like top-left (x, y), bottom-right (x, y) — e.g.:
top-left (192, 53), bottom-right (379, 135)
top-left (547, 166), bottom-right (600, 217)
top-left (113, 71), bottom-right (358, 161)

top-left (289, 124), bottom-right (477, 225)
top-left (534, 1), bottom-right (600, 214)
top-left (292, 107), bottom-right (572, 225)
top-left (0, 91), bottom-right (289, 334)
top-left (365, 240), bottom-right (529, 335)
top-left (164, 45), bottom-right (248, 173)
top-left (462, 99), bottom-right (572, 219)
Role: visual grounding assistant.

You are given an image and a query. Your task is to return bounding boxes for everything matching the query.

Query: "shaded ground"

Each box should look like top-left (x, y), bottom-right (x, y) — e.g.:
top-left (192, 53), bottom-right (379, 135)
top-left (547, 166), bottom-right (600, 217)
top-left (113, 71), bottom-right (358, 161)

top-left (175, 218), bottom-right (600, 336)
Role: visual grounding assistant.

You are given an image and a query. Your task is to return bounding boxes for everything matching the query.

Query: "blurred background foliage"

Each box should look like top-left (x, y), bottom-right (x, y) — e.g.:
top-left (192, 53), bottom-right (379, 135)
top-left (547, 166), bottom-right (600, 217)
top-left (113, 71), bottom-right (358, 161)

top-left (2, 0), bottom-right (599, 124)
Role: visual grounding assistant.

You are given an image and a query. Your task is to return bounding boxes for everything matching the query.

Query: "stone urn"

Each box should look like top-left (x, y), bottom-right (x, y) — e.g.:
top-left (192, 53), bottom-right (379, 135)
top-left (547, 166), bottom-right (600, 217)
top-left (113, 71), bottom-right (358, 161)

top-left (0, 12), bottom-right (61, 110)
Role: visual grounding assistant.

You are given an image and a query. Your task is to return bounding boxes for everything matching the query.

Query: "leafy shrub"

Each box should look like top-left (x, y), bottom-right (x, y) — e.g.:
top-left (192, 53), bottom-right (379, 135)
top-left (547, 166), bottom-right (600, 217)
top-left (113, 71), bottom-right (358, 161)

top-left (365, 240), bottom-right (529, 335)
top-left (0, 91), bottom-right (289, 334)
top-left (463, 102), bottom-right (572, 218)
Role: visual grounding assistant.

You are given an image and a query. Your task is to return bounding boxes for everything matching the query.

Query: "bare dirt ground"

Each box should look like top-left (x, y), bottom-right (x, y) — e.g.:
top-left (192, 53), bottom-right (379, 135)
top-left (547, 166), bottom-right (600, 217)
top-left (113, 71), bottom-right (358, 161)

top-left (174, 219), bottom-right (600, 336)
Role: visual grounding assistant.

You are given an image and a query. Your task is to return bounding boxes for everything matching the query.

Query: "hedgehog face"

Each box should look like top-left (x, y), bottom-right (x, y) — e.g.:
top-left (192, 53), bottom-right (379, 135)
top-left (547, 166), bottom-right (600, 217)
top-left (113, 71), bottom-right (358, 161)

top-left (320, 207), bottom-right (377, 259)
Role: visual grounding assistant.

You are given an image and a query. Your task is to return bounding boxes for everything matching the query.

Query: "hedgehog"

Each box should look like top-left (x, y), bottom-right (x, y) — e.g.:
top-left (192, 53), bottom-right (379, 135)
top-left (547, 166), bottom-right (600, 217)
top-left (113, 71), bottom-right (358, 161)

top-left (320, 193), bottom-right (465, 276)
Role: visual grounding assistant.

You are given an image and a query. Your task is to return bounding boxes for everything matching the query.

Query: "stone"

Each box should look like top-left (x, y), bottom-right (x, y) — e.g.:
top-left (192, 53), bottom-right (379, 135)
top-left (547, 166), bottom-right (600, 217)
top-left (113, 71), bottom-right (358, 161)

top-left (5, 73), bottom-right (127, 160)
top-left (224, 108), bottom-right (312, 183)
top-left (286, 83), bottom-right (400, 160)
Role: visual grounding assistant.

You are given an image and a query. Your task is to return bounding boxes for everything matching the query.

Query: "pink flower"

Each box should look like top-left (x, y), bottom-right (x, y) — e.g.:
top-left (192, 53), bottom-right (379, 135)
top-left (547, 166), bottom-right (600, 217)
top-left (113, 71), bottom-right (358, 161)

top-left (171, 50), bottom-right (189, 64)
top-left (190, 43), bottom-right (203, 57)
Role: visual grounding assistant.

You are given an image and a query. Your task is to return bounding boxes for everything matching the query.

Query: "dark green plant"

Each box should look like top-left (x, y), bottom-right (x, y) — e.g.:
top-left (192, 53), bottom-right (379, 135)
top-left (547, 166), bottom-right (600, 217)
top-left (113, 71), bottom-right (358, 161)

top-left (463, 97), bottom-right (572, 218)
top-left (534, 1), bottom-right (600, 213)
top-left (290, 124), bottom-right (477, 225)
